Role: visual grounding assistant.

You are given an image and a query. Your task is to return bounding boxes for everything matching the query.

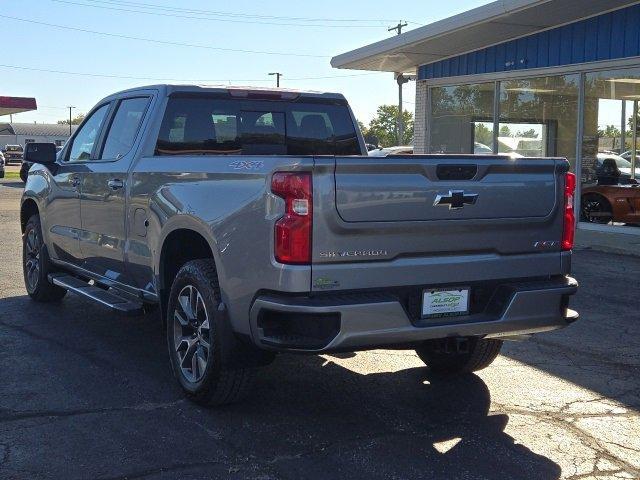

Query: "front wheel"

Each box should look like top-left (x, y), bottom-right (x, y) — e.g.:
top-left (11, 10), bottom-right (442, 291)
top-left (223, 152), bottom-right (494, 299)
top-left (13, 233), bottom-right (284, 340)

top-left (23, 214), bottom-right (67, 302)
top-left (415, 337), bottom-right (503, 375)
top-left (167, 259), bottom-right (255, 406)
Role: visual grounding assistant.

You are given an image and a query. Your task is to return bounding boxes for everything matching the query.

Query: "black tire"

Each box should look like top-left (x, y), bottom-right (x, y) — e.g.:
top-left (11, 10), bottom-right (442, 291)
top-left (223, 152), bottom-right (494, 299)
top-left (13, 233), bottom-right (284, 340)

top-left (581, 194), bottom-right (613, 224)
top-left (415, 337), bottom-right (503, 375)
top-left (23, 214), bottom-right (67, 302)
top-left (167, 259), bottom-right (255, 406)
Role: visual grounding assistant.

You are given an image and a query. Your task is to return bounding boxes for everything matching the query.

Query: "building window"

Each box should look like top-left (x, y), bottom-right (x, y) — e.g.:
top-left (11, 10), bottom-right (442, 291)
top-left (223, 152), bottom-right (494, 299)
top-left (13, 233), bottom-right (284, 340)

top-left (24, 139), bottom-right (35, 144)
top-left (498, 75), bottom-right (579, 167)
top-left (54, 140), bottom-right (65, 147)
top-left (429, 82), bottom-right (495, 154)
top-left (580, 68), bottom-right (640, 229)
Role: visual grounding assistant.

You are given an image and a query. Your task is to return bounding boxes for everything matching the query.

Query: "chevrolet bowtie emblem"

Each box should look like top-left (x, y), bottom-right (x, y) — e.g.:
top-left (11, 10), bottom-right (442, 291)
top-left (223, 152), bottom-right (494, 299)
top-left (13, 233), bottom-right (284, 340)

top-left (433, 190), bottom-right (478, 210)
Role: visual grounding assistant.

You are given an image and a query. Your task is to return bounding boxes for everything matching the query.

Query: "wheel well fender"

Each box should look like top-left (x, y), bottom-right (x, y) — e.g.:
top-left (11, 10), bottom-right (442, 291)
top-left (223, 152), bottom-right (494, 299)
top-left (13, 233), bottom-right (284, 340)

top-left (20, 198), bottom-right (39, 234)
top-left (156, 224), bottom-right (223, 326)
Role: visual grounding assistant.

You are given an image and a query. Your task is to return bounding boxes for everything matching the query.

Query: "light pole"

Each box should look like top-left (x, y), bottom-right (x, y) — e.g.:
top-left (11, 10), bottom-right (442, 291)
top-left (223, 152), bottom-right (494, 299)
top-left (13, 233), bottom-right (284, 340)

top-left (395, 74), bottom-right (411, 145)
top-left (67, 106), bottom-right (75, 136)
top-left (388, 21), bottom-right (409, 145)
top-left (269, 72), bottom-right (283, 87)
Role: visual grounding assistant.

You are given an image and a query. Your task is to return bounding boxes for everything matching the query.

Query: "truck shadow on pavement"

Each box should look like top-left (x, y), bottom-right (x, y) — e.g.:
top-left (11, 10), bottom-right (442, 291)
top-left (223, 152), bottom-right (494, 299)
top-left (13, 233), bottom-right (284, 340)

top-left (0, 294), bottom-right (561, 480)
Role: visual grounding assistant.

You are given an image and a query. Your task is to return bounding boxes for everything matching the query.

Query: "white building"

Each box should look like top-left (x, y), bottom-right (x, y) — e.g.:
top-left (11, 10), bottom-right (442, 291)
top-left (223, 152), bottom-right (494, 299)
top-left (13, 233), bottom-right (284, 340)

top-left (0, 123), bottom-right (78, 150)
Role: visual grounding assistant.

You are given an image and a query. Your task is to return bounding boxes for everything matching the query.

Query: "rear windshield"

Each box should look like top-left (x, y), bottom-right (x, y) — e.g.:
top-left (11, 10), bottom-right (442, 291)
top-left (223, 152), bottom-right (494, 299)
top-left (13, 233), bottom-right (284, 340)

top-left (155, 95), bottom-right (361, 156)
top-left (6, 145), bottom-right (22, 152)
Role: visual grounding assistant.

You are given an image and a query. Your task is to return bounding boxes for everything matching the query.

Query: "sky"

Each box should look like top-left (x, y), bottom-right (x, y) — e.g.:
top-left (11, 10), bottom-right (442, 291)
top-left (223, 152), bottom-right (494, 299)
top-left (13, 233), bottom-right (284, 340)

top-left (1, 0), bottom-right (490, 126)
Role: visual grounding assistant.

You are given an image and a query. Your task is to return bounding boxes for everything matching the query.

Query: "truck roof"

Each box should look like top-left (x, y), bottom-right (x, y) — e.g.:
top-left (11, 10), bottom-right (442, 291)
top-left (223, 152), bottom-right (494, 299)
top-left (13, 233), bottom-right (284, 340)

top-left (100, 84), bottom-right (347, 102)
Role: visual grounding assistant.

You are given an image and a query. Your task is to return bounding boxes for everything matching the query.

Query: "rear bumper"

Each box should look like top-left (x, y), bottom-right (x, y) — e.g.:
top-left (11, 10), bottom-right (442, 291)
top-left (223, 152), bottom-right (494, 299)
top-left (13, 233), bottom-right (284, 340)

top-left (249, 276), bottom-right (578, 352)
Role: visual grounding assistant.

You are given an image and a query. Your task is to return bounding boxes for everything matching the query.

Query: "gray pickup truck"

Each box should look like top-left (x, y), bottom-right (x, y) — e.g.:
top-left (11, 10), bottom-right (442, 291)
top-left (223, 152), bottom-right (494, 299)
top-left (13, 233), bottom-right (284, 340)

top-left (20, 85), bottom-right (578, 405)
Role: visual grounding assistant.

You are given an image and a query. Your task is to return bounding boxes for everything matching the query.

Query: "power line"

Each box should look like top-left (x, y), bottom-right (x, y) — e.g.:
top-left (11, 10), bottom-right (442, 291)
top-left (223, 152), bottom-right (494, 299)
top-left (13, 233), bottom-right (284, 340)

top-left (78, 0), bottom-right (412, 24)
top-left (0, 14), bottom-right (330, 57)
top-left (0, 63), bottom-right (382, 82)
top-left (52, 0), bottom-right (398, 28)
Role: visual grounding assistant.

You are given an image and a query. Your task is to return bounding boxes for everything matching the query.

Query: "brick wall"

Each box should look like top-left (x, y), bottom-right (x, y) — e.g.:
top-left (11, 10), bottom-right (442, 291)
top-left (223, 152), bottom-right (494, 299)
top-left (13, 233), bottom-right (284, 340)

top-left (414, 81), bottom-right (427, 153)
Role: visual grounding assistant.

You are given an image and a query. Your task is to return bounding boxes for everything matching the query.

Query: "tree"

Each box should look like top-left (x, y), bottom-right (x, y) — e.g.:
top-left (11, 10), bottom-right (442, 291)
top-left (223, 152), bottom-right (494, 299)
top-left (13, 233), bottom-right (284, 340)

top-left (517, 128), bottom-right (538, 138)
top-left (357, 120), bottom-right (368, 136)
top-left (499, 125), bottom-right (513, 137)
top-left (598, 124), bottom-right (621, 138)
top-left (366, 105), bottom-right (413, 147)
top-left (57, 113), bottom-right (86, 125)
top-left (474, 123), bottom-right (493, 146)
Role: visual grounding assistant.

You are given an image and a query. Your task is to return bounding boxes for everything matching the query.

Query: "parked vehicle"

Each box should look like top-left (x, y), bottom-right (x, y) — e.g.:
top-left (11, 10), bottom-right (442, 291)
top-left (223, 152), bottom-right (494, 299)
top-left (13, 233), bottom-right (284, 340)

top-left (581, 183), bottom-right (640, 224)
top-left (368, 145), bottom-right (414, 156)
top-left (581, 153), bottom-right (640, 224)
top-left (0, 151), bottom-right (5, 178)
top-left (3, 144), bottom-right (23, 164)
top-left (20, 85), bottom-right (578, 405)
top-left (595, 152), bottom-right (640, 182)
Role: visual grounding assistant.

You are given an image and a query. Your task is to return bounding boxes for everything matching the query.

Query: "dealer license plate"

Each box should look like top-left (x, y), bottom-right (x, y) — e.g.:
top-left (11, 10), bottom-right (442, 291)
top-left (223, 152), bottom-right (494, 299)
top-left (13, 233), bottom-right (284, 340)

top-left (422, 288), bottom-right (470, 318)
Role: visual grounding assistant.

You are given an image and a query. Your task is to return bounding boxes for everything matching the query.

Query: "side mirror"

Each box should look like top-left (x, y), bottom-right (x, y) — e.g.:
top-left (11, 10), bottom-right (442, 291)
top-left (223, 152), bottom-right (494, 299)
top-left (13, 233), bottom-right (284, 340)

top-left (24, 143), bottom-right (57, 165)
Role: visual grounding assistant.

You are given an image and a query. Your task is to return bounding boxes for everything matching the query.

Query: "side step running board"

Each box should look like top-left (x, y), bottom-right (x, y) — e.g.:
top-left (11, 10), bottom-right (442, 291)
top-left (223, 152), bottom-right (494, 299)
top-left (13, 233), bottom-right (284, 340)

top-left (48, 273), bottom-right (144, 316)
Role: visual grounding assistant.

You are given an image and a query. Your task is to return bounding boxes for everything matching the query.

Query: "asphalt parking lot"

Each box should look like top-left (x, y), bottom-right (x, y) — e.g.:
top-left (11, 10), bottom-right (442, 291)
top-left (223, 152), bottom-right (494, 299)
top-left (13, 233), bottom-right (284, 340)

top-left (0, 174), bottom-right (638, 480)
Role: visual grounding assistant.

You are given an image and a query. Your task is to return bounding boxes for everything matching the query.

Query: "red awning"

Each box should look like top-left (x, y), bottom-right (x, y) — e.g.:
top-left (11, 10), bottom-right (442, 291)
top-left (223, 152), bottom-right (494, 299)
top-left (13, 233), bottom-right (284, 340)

top-left (0, 96), bottom-right (37, 116)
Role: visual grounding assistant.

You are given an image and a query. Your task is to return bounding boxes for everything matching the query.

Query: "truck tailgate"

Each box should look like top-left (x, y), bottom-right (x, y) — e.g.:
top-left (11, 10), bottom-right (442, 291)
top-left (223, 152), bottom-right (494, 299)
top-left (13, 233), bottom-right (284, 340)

top-left (311, 155), bottom-right (569, 292)
top-left (335, 157), bottom-right (556, 222)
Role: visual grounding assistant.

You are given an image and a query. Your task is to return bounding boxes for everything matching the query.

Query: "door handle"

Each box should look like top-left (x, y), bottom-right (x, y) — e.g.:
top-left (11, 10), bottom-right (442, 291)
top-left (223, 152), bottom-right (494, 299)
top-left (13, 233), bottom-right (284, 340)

top-left (107, 179), bottom-right (124, 190)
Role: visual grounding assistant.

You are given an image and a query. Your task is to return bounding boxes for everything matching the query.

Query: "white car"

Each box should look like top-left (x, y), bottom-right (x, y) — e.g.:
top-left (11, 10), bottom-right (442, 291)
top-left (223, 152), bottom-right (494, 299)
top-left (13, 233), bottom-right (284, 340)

top-left (368, 145), bottom-right (414, 156)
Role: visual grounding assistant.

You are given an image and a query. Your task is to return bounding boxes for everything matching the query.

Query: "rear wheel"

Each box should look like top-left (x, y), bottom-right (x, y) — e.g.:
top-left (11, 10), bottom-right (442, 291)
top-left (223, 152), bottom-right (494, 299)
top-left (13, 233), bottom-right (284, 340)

top-left (167, 259), bottom-right (255, 406)
top-left (581, 194), bottom-right (613, 224)
top-left (415, 337), bottom-right (503, 374)
top-left (23, 214), bottom-right (67, 302)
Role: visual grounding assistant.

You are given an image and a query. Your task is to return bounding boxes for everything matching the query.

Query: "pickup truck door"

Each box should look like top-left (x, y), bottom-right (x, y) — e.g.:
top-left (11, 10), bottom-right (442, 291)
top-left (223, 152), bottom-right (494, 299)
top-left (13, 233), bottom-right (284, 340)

top-left (78, 95), bottom-right (151, 285)
top-left (45, 103), bottom-right (111, 265)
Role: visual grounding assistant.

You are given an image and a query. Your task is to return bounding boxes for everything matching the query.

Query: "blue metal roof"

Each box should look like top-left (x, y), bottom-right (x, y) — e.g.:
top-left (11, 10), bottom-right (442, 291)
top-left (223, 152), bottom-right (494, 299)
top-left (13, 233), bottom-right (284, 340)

top-left (419, 4), bottom-right (640, 80)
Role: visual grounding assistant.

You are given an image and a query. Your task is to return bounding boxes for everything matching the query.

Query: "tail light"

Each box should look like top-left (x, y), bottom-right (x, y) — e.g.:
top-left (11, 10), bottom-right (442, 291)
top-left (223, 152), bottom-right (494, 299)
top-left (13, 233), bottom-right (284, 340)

top-left (562, 172), bottom-right (576, 251)
top-left (271, 172), bottom-right (312, 264)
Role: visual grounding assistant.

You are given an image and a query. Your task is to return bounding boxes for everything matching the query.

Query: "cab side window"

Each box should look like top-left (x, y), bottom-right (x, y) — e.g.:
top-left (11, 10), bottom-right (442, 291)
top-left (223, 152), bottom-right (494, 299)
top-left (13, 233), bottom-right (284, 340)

top-left (68, 104), bottom-right (109, 161)
top-left (100, 97), bottom-right (150, 160)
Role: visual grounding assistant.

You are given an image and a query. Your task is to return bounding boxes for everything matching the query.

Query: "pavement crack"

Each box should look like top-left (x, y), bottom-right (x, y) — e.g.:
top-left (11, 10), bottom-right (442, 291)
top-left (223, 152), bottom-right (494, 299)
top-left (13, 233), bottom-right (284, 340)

top-left (492, 401), bottom-right (640, 477)
top-left (0, 400), bottom-right (184, 424)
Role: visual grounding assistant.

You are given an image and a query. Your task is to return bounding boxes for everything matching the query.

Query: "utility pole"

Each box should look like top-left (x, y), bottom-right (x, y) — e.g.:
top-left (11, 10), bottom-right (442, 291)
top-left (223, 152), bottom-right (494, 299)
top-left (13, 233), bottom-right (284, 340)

top-left (389, 21), bottom-right (409, 145)
top-left (388, 20), bottom-right (408, 36)
top-left (67, 106), bottom-right (75, 136)
top-left (9, 114), bottom-right (13, 123)
top-left (268, 72), bottom-right (283, 87)
top-left (395, 74), bottom-right (411, 145)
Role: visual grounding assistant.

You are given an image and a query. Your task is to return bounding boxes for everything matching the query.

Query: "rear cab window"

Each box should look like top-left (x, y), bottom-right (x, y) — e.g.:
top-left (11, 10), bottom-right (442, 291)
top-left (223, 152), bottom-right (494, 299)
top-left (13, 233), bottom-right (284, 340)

top-left (155, 93), bottom-right (361, 156)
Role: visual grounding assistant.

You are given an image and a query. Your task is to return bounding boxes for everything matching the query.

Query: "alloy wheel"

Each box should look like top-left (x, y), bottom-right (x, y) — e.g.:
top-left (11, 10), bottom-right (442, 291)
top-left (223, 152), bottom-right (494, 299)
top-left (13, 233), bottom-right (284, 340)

top-left (173, 285), bottom-right (211, 383)
top-left (582, 198), bottom-right (611, 224)
top-left (24, 228), bottom-right (40, 291)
